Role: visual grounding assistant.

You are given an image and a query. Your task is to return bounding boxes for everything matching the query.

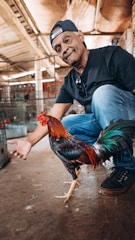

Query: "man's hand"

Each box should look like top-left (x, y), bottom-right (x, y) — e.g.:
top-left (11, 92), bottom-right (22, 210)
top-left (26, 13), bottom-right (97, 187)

top-left (7, 138), bottom-right (32, 160)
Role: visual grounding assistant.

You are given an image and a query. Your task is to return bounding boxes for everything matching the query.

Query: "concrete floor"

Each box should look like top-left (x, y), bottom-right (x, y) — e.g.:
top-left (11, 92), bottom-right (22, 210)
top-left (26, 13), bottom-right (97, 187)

top-left (0, 136), bottom-right (135, 240)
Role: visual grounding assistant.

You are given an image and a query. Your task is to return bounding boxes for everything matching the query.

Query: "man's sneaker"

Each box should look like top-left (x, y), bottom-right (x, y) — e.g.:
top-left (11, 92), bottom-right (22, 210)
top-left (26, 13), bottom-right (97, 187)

top-left (99, 167), bottom-right (135, 195)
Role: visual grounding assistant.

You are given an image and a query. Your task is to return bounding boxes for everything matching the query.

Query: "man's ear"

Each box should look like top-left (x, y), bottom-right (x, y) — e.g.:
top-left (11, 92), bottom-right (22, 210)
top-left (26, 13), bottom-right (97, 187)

top-left (78, 30), bottom-right (85, 42)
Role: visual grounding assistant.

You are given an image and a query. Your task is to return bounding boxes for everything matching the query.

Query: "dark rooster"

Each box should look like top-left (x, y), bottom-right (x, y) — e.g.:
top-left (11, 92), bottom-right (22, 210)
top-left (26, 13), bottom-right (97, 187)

top-left (37, 112), bottom-right (135, 203)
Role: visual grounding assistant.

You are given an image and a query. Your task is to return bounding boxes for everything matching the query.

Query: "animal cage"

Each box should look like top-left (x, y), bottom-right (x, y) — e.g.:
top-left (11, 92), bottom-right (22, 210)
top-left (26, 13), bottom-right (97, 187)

top-left (0, 111), bottom-right (9, 168)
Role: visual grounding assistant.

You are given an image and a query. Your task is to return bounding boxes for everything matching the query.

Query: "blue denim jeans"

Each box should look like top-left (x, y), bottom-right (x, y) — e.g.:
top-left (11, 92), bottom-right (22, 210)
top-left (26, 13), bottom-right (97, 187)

top-left (62, 85), bottom-right (135, 170)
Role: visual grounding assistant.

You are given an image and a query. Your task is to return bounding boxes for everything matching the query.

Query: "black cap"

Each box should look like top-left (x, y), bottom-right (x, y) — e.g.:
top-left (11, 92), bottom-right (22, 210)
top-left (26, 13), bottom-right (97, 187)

top-left (50, 19), bottom-right (78, 45)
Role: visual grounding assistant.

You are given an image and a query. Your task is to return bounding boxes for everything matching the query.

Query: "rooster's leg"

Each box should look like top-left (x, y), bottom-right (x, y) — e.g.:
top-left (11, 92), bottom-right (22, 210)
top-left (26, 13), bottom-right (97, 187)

top-left (55, 169), bottom-right (81, 203)
top-left (55, 179), bottom-right (79, 203)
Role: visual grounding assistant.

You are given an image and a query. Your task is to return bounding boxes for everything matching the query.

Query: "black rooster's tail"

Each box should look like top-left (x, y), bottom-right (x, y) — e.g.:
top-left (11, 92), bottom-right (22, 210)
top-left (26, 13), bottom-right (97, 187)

top-left (94, 120), bottom-right (135, 161)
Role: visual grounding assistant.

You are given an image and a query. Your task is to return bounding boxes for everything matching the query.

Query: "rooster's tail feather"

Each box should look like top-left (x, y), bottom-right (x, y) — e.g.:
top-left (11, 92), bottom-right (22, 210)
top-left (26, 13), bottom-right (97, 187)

top-left (94, 120), bottom-right (135, 161)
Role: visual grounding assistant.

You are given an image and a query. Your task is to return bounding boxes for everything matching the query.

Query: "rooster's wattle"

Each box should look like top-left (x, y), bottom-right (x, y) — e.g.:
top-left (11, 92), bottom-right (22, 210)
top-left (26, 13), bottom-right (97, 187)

top-left (37, 112), bottom-right (135, 202)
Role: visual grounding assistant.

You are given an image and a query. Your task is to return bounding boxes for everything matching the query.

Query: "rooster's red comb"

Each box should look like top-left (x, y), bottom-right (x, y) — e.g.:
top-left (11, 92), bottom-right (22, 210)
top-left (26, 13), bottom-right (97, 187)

top-left (36, 111), bottom-right (49, 126)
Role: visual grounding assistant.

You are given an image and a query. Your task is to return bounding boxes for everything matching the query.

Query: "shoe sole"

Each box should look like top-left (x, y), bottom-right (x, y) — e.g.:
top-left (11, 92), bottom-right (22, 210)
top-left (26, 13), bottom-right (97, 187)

top-left (98, 187), bottom-right (129, 196)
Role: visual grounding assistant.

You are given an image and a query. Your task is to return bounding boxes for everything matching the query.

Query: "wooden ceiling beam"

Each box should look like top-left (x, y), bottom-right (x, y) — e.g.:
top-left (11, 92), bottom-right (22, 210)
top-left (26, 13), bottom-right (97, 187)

top-left (0, 0), bottom-right (45, 58)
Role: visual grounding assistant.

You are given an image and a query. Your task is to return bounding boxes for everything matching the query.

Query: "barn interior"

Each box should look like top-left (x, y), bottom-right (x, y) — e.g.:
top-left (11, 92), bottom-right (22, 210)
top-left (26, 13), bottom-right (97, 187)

top-left (0, 1), bottom-right (135, 240)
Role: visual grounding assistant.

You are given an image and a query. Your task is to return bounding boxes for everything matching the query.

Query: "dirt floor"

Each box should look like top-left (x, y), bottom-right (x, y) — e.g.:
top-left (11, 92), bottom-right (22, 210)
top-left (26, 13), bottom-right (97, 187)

top-left (0, 136), bottom-right (135, 240)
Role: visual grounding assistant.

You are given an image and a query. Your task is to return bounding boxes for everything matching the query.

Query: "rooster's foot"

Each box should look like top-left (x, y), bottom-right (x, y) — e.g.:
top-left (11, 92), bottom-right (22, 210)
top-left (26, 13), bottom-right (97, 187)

top-left (55, 179), bottom-right (79, 203)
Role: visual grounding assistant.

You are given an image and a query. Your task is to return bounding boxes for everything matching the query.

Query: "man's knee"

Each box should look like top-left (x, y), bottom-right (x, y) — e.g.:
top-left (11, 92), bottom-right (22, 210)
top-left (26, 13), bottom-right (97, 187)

top-left (92, 84), bottom-right (119, 109)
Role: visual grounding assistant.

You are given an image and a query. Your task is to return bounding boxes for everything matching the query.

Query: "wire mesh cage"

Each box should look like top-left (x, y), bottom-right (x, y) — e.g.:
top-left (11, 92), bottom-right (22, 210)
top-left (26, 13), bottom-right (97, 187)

top-left (0, 111), bottom-right (9, 168)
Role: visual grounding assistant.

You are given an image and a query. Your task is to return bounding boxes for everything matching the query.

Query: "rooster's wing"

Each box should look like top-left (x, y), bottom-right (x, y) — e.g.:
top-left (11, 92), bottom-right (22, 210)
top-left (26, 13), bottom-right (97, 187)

top-left (49, 136), bottom-right (89, 179)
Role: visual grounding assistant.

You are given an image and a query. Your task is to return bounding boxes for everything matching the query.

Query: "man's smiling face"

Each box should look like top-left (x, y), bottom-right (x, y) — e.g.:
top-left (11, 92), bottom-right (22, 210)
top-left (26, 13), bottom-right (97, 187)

top-left (52, 28), bottom-right (85, 67)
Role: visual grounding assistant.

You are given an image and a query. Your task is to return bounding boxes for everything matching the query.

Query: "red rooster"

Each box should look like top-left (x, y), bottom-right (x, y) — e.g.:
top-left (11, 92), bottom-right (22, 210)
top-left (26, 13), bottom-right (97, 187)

top-left (37, 112), bottom-right (135, 203)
